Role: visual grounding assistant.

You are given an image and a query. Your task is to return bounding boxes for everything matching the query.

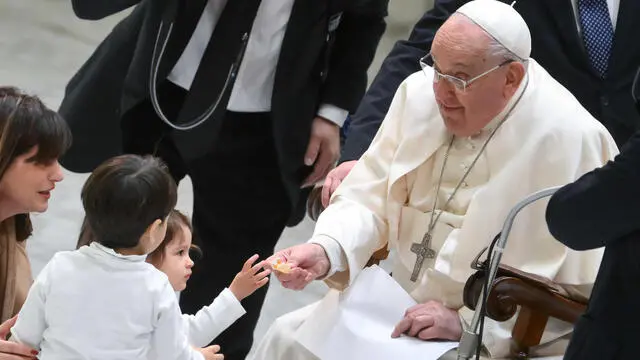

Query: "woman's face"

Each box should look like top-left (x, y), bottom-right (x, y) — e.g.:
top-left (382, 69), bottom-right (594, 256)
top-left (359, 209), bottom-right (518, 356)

top-left (0, 146), bottom-right (64, 216)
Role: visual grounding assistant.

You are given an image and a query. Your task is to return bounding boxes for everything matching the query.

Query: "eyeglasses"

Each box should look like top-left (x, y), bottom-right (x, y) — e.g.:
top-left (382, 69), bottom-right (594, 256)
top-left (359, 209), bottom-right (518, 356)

top-left (419, 53), bottom-right (512, 92)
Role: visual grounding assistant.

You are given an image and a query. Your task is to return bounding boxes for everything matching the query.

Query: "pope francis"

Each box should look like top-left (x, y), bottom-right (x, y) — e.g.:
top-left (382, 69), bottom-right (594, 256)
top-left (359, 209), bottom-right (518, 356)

top-left (251, 0), bottom-right (619, 359)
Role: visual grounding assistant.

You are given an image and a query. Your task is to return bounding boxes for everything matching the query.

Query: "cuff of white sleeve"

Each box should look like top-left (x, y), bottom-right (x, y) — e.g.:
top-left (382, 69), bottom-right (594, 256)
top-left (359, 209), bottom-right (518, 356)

top-left (317, 104), bottom-right (349, 127)
top-left (220, 288), bottom-right (247, 317)
top-left (308, 235), bottom-right (347, 279)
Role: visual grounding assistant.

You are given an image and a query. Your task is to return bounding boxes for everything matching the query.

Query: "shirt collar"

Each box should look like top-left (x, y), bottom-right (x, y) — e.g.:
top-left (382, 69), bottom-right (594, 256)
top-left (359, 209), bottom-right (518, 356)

top-left (88, 242), bottom-right (148, 263)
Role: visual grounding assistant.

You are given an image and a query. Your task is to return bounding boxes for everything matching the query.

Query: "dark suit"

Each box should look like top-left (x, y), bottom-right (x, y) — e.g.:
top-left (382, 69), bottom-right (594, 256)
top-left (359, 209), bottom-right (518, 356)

top-left (60, 0), bottom-right (387, 358)
top-left (546, 128), bottom-right (640, 360)
top-left (341, 0), bottom-right (640, 162)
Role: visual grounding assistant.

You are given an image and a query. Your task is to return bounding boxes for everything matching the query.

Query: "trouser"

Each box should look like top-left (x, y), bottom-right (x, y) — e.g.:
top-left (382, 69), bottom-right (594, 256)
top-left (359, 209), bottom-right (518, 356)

top-left (121, 81), bottom-right (292, 359)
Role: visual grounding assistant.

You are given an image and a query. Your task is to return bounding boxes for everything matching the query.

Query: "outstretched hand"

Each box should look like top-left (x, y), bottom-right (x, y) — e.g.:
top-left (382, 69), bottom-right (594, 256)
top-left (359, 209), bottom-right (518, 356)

top-left (266, 243), bottom-right (331, 290)
top-left (229, 254), bottom-right (271, 301)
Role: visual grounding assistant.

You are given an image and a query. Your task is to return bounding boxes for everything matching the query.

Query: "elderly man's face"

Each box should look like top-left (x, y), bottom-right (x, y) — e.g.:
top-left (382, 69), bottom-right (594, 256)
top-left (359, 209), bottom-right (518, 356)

top-left (430, 16), bottom-right (521, 137)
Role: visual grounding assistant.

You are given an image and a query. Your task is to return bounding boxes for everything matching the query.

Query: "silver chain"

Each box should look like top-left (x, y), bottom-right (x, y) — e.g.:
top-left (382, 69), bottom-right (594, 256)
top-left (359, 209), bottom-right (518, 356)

top-left (425, 118), bottom-right (510, 238)
top-left (423, 72), bottom-right (530, 238)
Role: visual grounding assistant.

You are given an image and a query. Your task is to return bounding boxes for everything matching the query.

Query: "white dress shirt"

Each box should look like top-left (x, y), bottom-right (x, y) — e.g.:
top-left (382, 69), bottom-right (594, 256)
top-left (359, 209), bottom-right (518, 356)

top-left (167, 0), bottom-right (349, 126)
top-left (571, 0), bottom-right (620, 33)
top-left (11, 243), bottom-right (204, 360)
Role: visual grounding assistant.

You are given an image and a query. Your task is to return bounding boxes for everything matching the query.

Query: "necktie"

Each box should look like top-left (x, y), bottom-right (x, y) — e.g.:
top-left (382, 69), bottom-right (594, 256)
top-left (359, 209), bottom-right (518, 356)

top-left (578, 0), bottom-right (614, 78)
top-left (159, 0), bottom-right (210, 78)
top-left (173, 0), bottom-right (263, 160)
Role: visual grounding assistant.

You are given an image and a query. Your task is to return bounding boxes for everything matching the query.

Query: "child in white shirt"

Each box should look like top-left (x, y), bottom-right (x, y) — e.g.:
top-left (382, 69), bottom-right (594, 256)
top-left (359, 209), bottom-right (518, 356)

top-left (146, 209), bottom-right (270, 347)
top-left (10, 155), bottom-right (223, 360)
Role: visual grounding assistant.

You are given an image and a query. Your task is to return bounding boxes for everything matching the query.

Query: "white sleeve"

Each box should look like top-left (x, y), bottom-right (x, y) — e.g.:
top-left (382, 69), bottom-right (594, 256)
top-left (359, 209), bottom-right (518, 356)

top-left (10, 258), bottom-right (52, 350)
top-left (150, 282), bottom-right (205, 360)
top-left (181, 288), bottom-right (246, 348)
top-left (317, 104), bottom-right (349, 127)
top-left (307, 78), bottom-right (408, 290)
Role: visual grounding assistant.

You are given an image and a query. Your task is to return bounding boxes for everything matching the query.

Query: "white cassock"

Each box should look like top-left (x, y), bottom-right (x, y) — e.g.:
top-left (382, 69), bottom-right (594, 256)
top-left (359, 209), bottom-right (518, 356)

top-left (250, 59), bottom-right (619, 360)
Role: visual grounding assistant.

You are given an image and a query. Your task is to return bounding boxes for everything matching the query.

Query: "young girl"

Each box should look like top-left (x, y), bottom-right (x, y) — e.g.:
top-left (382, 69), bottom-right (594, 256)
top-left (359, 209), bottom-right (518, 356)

top-left (9, 155), bottom-right (224, 360)
top-left (146, 209), bottom-right (270, 348)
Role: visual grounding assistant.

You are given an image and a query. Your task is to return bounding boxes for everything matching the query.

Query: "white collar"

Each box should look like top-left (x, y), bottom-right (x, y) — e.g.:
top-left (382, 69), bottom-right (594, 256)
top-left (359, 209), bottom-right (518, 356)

top-left (88, 242), bottom-right (148, 263)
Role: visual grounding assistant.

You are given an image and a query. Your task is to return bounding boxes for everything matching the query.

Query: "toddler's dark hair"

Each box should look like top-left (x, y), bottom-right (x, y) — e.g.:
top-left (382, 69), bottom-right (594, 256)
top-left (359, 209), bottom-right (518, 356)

top-left (80, 154), bottom-right (177, 249)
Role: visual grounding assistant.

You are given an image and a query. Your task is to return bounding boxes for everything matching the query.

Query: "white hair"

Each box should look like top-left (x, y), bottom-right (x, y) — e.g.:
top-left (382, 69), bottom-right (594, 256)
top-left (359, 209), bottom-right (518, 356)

top-left (485, 36), bottom-right (528, 67)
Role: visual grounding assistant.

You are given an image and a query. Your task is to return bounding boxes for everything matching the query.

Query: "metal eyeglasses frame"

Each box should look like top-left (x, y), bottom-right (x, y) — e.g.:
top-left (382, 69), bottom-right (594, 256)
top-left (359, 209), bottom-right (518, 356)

top-left (420, 53), bottom-right (512, 92)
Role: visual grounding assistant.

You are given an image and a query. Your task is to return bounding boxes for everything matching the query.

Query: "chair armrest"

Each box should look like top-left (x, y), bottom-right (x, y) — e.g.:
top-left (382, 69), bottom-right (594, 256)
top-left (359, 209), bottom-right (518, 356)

top-left (365, 247), bottom-right (390, 267)
top-left (464, 272), bottom-right (586, 323)
top-left (464, 269), bottom-right (587, 324)
top-left (464, 270), bottom-right (588, 358)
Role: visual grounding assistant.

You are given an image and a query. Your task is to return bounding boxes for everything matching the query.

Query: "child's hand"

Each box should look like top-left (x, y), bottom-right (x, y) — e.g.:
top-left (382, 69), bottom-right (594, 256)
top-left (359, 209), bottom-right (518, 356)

top-left (229, 254), bottom-right (270, 301)
top-left (196, 344), bottom-right (224, 360)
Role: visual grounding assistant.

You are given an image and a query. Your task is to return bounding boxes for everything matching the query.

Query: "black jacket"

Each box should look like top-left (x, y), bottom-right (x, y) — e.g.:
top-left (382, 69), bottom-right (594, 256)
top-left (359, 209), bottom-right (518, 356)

top-left (59, 0), bottom-right (388, 225)
top-left (341, 0), bottom-right (640, 162)
top-left (546, 131), bottom-right (640, 360)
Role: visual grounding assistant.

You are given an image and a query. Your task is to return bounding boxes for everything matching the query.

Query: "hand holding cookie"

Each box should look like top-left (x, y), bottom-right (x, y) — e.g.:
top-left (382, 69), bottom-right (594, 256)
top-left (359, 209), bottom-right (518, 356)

top-left (266, 244), bottom-right (331, 291)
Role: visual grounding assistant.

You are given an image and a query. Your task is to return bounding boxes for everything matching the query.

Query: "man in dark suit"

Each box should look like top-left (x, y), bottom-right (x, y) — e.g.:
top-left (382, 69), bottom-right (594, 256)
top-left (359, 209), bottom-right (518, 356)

top-left (59, 0), bottom-right (388, 358)
top-left (544, 68), bottom-right (640, 360)
top-left (319, 0), bottom-right (640, 206)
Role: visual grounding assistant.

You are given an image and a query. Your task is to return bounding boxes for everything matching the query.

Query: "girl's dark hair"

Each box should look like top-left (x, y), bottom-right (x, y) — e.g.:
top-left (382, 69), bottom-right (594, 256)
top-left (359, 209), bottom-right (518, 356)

top-left (80, 154), bottom-right (177, 249)
top-left (147, 209), bottom-right (202, 264)
top-left (0, 87), bottom-right (72, 241)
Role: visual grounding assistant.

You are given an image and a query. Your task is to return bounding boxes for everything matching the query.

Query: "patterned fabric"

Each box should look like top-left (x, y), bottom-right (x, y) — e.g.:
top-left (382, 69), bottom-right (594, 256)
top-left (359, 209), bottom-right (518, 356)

top-left (578, 0), bottom-right (614, 78)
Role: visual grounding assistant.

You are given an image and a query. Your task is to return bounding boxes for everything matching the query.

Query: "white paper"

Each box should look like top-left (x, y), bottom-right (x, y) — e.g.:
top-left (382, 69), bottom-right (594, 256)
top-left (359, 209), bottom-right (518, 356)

top-left (296, 265), bottom-right (459, 360)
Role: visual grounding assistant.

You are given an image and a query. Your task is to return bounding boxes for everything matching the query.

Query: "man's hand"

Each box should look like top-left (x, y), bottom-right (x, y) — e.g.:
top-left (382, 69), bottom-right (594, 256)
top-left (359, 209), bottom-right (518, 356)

top-left (266, 243), bottom-right (331, 290)
top-left (391, 301), bottom-right (463, 341)
top-left (196, 344), bottom-right (224, 360)
top-left (302, 117), bottom-right (340, 188)
top-left (321, 160), bottom-right (357, 207)
top-left (0, 316), bottom-right (38, 359)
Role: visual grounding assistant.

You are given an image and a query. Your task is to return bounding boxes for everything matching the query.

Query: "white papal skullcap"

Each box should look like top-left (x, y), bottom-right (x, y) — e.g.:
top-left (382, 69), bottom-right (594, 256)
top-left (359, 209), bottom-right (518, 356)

top-left (455, 0), bottom-right (531, 60)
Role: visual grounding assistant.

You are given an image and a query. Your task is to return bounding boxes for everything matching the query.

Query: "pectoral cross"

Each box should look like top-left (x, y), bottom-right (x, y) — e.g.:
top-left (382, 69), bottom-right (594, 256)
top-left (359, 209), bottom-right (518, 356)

top-left (410, 232), bottom-right (436, 282)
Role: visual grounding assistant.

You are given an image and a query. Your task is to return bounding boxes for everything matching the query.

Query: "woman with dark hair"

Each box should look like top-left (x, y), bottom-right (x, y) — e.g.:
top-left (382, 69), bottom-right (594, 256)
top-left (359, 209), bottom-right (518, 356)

top-left (0, 87), bottom-right (71, 359)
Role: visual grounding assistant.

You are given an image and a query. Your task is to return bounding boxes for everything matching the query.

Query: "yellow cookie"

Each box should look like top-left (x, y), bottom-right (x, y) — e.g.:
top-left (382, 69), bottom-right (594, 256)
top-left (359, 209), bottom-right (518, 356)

top-left (272, 259), bottom-right (293, 274)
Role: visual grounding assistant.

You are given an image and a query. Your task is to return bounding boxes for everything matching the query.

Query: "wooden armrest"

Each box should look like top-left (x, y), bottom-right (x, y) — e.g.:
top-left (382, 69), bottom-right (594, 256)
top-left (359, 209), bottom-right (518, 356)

top-left (491, 263), bottom-right (567, 296)
top-left (463, 269), bottom-right (587, 358)
top-left (464, 272), bottom-right (587, 323)
top-left (366, 247), bottom-right (390, 267)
